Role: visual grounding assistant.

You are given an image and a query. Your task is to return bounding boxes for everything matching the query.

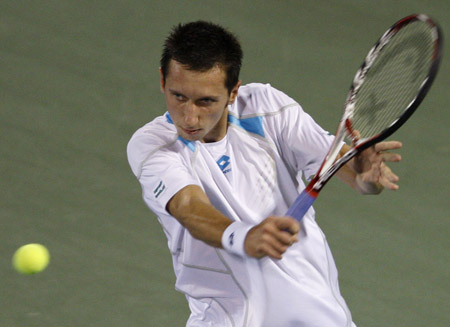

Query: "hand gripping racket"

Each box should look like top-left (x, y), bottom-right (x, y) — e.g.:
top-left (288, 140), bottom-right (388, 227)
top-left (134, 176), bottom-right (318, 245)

top-left (286, 14), bottom-right (443, 221)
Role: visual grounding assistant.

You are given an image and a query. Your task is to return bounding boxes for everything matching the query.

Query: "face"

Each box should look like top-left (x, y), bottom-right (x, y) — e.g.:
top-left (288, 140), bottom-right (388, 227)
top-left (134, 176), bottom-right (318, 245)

top-left (160, 60), bottom-right (240, 143)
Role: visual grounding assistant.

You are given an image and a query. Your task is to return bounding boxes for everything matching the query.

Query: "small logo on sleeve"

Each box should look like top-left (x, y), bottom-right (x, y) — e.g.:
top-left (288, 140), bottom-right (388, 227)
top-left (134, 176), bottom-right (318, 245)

top-left (153, 181), bottom-right (166, 198)
top-left (228, 232), bottom-right (235, 247)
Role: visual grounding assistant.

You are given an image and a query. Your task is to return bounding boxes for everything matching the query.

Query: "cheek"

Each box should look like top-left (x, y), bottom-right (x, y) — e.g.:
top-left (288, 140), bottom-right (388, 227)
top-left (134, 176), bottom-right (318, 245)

top-left (164, 94), bottom-right (176, 108)
top-left (205, 105), bottom-right (227, 125)
top-left (165, 98), bottom-right (181, 117)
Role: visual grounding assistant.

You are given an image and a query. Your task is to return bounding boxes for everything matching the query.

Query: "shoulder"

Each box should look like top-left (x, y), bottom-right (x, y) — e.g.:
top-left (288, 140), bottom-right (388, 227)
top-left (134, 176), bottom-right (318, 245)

top-left (127, 114), bottom-right (179, 177)
top-left (231, 83), bottom-right (298, 117)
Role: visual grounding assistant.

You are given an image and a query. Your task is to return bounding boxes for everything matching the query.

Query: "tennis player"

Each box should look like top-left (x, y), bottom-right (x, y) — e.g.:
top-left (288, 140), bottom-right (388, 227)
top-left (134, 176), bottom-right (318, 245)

top-left (127, 21), bottom-right (402, 326)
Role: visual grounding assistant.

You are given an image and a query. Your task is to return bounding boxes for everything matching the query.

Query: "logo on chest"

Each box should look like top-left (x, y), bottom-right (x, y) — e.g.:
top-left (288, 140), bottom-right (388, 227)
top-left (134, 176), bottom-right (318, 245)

top-left (217, 155), bottom-right (232, 174)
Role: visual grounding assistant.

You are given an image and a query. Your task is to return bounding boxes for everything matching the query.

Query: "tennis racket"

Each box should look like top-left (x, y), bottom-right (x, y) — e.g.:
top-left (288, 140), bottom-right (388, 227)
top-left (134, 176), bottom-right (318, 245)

top-left (286, 14), bottom-right (443, 221)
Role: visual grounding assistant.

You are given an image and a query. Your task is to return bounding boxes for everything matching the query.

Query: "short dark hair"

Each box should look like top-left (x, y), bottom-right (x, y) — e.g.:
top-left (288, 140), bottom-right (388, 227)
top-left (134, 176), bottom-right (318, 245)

top-left (160, 21), bottom-right (243, 93)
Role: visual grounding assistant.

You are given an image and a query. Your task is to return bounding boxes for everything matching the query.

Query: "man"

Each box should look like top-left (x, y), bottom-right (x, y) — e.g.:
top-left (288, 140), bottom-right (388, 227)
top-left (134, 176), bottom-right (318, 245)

top-left (127, 21), bottom-right (402, 326)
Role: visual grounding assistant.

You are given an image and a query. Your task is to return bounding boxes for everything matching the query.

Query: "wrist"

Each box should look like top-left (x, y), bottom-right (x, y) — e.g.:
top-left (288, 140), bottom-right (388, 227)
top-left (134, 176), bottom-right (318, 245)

top-left (221, 221), bottom-right (253, 257)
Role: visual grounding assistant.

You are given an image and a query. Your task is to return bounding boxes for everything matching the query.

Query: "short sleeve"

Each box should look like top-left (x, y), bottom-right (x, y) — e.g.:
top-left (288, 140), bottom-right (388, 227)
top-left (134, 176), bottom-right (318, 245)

top-left (127, 126), bottom-right (200, 217)
top-left (259, 86), bottom-right (336, 182)
top-left (138, 149), bottom-right (200, 216)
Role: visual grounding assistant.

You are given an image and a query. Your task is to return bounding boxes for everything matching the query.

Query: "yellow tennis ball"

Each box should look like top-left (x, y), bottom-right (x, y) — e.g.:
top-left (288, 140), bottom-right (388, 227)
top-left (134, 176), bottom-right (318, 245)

top-left (12, 243), bottom-right (50, 274)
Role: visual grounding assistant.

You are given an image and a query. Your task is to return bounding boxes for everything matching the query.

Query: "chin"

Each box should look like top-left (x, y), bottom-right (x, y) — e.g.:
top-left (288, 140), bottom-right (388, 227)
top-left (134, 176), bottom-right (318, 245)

top-left (178, 131), bottom-right (204, 142)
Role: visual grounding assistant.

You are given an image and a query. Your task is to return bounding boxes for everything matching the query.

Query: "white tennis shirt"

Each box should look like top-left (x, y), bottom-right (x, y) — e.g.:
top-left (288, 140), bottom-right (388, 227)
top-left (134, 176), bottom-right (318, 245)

top-left (127, 83), bottom-right (354, 326)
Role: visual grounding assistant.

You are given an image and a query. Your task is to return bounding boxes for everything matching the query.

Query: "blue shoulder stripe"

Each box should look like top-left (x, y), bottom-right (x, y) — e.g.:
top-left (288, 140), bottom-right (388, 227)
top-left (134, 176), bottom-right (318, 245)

top-left (165, 112), bottom-right (265, 151)
top-left (228, 115), bottom-right (265, 138)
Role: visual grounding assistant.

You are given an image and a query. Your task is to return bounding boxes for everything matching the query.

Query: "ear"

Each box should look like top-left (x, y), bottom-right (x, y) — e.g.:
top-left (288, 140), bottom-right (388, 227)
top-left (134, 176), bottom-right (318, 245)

top-left (159, 67), bottom-right (165, 93)
top-left (228, 81), bottom-right (241, 105)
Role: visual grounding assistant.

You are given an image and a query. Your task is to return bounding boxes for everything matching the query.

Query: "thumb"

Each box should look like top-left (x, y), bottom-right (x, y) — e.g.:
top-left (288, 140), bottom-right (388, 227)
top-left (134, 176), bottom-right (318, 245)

top-left (275, 217), bottom-right (300, 234)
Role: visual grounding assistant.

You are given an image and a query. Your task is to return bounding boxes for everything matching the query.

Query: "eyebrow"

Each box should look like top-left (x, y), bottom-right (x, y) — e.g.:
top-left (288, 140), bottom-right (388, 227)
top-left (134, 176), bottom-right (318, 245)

top-left (168, 89), bottom-right (220, 101)
top-left (168, 89), bottom-right (183, 96)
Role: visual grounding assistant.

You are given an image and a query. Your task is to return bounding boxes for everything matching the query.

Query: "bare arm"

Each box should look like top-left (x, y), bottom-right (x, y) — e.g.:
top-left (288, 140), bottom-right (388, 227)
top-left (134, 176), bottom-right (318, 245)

top-left (166, 185), bottom-right (232, 248)
top-left (166, 184), bottom-right (299, 259)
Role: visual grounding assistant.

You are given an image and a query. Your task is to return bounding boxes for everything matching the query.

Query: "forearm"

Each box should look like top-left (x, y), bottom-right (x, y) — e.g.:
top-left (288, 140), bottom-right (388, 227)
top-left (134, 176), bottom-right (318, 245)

top-left (179, 199), bottom-right (232, 248)
top-left (167, 185), bottom-right (233, 248)
top-left (167, 185), bottom-right (300, 259)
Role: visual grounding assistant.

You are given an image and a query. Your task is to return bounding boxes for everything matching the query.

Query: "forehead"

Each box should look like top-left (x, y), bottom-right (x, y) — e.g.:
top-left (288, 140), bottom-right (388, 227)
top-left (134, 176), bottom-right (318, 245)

top-left (165, 60), bottom-right (228, 94)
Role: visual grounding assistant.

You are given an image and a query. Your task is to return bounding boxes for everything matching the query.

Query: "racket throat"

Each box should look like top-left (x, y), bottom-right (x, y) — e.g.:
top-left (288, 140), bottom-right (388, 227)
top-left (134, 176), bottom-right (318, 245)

top-left (306, 176), bottom-right (322, 196)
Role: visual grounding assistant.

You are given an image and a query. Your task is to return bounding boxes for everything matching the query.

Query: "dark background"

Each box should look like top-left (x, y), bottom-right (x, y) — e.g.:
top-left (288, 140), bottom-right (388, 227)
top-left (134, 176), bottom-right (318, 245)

top-left (1, 1), bottom-right (448, 326)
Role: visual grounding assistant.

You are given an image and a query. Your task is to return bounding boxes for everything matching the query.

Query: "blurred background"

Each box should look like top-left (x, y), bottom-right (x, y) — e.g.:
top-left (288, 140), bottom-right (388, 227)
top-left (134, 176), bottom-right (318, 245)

top-left (1, 1), bottom-right (448, 326)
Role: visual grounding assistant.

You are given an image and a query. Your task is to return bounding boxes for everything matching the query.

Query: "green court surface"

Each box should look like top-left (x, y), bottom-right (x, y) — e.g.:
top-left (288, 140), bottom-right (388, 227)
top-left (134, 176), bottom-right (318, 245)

top-left (1, 1), bottom-right (448, 326)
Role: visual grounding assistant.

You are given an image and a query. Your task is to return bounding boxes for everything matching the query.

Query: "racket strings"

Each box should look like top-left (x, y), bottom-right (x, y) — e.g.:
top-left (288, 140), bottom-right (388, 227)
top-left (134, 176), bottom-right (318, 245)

top-left (350, 20), bottom-right (435, 139)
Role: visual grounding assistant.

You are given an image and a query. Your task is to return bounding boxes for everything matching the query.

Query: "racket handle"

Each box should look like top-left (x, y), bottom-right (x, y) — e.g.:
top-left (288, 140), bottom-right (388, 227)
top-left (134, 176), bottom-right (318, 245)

top-left (286, 190), bottom-right (317, 222)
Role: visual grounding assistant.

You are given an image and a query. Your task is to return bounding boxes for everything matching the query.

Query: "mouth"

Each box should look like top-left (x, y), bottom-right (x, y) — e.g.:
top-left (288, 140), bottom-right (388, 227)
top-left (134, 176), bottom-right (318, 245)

top-left (181, 127), bottom-right (202, 136)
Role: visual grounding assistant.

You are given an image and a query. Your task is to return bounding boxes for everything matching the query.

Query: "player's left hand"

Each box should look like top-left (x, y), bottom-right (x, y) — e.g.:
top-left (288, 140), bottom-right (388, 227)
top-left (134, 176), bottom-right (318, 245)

top-left (354, 140), bottom-right (403, 192)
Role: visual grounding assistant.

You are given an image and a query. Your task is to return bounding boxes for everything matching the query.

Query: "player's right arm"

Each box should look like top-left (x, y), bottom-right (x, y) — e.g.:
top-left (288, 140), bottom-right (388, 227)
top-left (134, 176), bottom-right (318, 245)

top-left (166, 185), bottom-right (299, 259)
top-left (166, 185), bottom-right (232, 248)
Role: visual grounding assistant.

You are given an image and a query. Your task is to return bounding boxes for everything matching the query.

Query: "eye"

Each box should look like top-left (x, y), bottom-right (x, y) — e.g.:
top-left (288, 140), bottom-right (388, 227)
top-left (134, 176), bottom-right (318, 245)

top-left (173, 93), bottom-right (186, 101)
top-left (198, 98), bottom-right (217, 106)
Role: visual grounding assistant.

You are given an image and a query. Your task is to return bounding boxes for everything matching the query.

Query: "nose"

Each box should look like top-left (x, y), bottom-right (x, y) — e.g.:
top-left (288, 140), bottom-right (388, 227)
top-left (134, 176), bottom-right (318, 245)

top-left (184, 102), bottom-right (199, 127)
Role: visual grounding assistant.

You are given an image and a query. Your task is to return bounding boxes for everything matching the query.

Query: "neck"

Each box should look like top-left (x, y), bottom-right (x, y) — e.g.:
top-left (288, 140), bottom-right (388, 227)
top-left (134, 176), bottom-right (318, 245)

top-left (202, 107), bottom-right (229, 143)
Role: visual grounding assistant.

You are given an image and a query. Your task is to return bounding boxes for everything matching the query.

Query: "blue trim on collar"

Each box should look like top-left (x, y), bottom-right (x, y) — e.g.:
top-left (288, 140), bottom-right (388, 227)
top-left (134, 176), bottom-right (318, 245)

top-left (165, 112), bottom-right (265, 152)
top-left (166, 113), bottom-right (196, 151)
top-left (178, 136), bottom-right (196, 152)
top-left (165, 112), bottom-right (174, 124)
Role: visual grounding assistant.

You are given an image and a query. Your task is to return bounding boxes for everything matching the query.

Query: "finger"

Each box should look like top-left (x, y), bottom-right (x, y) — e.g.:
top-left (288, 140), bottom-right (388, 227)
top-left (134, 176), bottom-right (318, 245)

top-left (380, 172), bottom-right (399, 186)
top-left (265, 218), bottom-right (299, 249)
top-left (274, 217), bottom-right (300, 235)
top-left (276, 231), bottom-right (299, 246)
top-left (378, 164), bottom-right (400, 189)
top-left (383, 164), bottom-right (400, 182)
top-left (248, 217), bottom-right (300, 259)
top-left (271, 226), bottom-right (299, 247)
top-left (350, 130), bottom-right (361, 143)
top-left (374, 141), bottom-right (402, 152)
top-left (381, 152), bottom-right (402, 163)
top-left (245, 225), bottom-right (287, 259)
top-left (263, 246), bottom-right (285, 260)
top-left (379, 176), bottom-right (400, 190)
top-left (257, 233), bottom-right (290, 259)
